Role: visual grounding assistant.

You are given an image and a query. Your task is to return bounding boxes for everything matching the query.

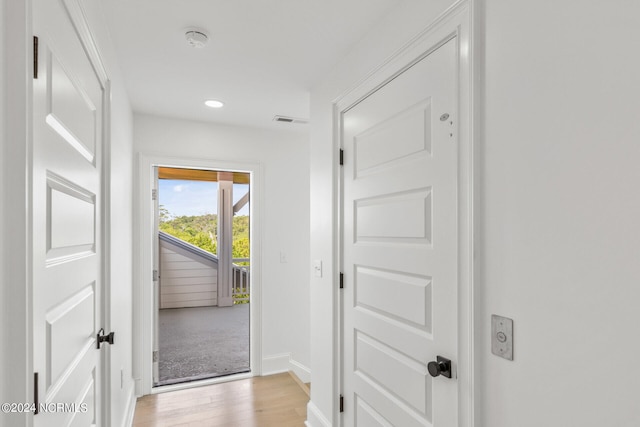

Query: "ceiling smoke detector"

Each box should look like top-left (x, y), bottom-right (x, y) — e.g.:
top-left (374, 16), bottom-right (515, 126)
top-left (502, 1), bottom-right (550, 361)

top-left (185, 30), bottom-right (209, 48)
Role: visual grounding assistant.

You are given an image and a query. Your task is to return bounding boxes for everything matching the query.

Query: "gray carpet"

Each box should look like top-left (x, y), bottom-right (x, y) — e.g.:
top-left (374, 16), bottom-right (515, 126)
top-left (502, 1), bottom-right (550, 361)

top-left (157, 304), bottom-right (250, 385)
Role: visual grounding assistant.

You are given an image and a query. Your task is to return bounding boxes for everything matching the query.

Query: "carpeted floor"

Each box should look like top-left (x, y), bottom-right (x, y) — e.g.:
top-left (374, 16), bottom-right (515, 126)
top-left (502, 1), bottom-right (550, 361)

top-left (157, 304), bottom-right (250, 385)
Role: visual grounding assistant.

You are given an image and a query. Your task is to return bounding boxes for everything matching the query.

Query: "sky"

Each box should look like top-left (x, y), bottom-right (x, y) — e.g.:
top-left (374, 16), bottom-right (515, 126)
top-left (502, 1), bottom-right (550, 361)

top-left (158, 179), bottom-right (250, 217)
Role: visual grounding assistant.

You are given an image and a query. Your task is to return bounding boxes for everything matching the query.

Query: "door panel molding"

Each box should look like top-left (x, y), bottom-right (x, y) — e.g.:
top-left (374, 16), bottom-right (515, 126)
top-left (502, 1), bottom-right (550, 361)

top-left (333, 2), bottom-right (474, 425)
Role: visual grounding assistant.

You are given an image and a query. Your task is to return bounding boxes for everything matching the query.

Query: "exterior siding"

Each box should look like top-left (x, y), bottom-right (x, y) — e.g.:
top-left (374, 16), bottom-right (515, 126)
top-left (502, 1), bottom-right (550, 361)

top-left (159, 238), bottom-right (218, 309)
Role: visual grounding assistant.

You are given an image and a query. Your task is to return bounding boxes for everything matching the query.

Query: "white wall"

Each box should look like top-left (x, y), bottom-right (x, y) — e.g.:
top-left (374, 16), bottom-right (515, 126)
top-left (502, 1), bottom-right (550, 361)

top-left (81, 2), bottom-right (136, 425)
top-left (478, 1), bottom-right (640, 426)
top-left (1, 1), bottom-right (32, 425)
top-left (133, 114), bottom-right (311, 381)
top-left (108, 78), bottom-right (135, 427)
top-left (0, 1), bottom-right (135, 425)
top-left (0, 0), bottom-right (7, 416)
top-left (0, 0), bottom-right (4, 412)
top-left (0, 0), bottom-right (5, 412)
top-left (310, 0), bottom-right (640, 426)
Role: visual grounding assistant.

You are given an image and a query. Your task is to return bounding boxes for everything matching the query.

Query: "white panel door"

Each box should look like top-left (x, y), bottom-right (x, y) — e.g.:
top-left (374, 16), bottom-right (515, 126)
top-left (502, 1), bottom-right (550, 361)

top-left (32, 0), bottom-right (106, 425)
top-left (342, 39), bottom-right (458, 426)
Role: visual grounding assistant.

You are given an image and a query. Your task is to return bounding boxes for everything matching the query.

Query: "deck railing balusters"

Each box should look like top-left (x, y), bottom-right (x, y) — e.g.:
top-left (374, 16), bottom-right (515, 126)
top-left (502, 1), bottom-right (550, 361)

top-left (232, 258), bottom-right (250, 303)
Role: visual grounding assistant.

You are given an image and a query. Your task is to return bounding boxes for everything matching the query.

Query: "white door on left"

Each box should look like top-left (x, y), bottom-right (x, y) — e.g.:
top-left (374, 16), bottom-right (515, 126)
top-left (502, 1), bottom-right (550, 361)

top-left (32, 0), bottom-right (108, 425)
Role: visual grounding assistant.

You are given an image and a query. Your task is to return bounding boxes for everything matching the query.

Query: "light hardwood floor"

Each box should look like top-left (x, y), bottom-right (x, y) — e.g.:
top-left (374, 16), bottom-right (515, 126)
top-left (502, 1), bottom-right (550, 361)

top-left (132, 373), bottom-right (309, 427)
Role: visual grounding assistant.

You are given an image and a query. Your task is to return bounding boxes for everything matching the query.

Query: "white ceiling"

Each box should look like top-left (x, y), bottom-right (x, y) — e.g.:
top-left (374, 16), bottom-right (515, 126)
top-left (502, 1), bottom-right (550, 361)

top-left (102, 0), bottom-right (401, 131)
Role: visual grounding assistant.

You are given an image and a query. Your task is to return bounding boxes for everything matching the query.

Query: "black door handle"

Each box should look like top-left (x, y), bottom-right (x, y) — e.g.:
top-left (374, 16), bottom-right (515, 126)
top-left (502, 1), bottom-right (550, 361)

top-left (427, 356), bottom-right (452, 378)
top-left (97, 328), bottom-right (115, 349)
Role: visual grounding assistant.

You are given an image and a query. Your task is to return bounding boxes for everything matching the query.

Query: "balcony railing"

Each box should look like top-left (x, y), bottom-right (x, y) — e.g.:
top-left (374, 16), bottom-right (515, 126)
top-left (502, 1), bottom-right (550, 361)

top-left (232, 258), bottom-right (250, 304)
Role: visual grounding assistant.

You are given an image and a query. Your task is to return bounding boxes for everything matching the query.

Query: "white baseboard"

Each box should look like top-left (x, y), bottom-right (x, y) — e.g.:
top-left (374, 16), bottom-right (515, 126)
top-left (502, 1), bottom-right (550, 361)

top-left (262, 353), bottom-right (290, 375)
top-left (121, 383), bottom-right (136, 427)
top-left (262, 353), bottom-right (311, 383)
top-left (134, 378), bottom-right (143, 397)
top-left (306, 400), bottom-right (332, 427)
top-left (289, 358), bottom-right (311, 383)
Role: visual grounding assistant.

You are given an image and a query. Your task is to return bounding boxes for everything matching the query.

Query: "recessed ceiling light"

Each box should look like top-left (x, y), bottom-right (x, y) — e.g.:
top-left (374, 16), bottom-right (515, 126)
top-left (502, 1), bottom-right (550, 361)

top-left (205, 100), bottom-right (224, 108)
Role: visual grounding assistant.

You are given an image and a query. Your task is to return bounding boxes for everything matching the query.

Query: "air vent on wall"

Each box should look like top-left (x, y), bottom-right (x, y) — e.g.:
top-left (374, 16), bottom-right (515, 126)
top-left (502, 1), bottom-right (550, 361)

top-left (273, 115), bottom-right (308, 125)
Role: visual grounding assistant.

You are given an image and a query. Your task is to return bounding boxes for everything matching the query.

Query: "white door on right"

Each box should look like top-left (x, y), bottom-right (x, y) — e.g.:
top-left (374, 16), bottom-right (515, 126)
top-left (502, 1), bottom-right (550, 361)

top-left (342, 38), bottom-right (458, 427)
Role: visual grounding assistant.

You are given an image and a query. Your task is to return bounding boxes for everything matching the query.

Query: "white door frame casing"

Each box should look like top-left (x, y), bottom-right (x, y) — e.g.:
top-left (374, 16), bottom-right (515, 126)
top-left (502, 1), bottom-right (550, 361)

top-left (332, 2), bottom-right (474, 425)
top-left (135, 153), bottom-right (263, 396)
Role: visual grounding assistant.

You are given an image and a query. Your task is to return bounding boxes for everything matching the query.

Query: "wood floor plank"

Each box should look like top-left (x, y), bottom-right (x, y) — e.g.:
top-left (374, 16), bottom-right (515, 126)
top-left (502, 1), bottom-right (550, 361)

top-left (287, 371), bottom-right (310, 398)
top-left (132, 373), bottom-right (309, 427)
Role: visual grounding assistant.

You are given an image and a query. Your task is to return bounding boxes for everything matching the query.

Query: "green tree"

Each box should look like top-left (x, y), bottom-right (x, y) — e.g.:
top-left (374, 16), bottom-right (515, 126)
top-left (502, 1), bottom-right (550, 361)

top-left (159, 205), bottom-right (172, 222)
top-left (159, 211), bottom-right (249, 259)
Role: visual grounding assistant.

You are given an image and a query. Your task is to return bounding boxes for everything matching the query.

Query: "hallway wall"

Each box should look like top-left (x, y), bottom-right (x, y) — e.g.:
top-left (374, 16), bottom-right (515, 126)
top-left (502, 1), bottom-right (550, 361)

top-left (478, 1), bottom-right (640, 425)
top-left (0, 8), bottom-right (3, 416)
top-left (0, 0), bottom-right (5, 409)
top-left (0, 0), bottom-right (10, 416)
top-left (1, 2), bottom-right (31, 422)
top-left (85, 1), bottom-right (137, 424)
top-left (133, 114), bottom-right (311, 382)
top-left (309, 0), bottom-right (640, 426)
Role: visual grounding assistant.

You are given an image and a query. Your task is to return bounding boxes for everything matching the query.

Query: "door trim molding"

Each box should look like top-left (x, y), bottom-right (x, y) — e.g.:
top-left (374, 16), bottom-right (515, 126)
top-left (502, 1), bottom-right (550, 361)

top-left (55, 1), bottom-right (115, 423)
top-left (61, 0), bottom-right (109, 87)
top-left (135, 153), bottom-right (263, 396)
top-left (306, 400), bottom-right (333, 427)
top-left (333, 1), bottom-right (475, 425)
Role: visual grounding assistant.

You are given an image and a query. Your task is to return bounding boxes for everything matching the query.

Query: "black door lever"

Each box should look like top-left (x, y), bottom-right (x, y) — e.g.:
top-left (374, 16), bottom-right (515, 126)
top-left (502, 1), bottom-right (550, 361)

top-left (97, 328), bottom-right (115, 349)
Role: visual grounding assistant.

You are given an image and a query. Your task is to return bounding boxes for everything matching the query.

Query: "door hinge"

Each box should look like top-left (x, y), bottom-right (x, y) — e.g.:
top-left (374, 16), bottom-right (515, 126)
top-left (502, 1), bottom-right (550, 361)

top-left (152, 189), bottom-right (157, 200)
top-left (339, 149), bottom-right (344, 166)
top-left (96, 328), bottom-right (115, 349)
top-left (33, 372), bottom-right (39, 415)
top-left (33, 36), bottom-right (39, 79)
top-left (153, 269), bottom-right (159, 281)
top-left (339, 272), bottom-right (344, 289)
top-left (339, 394), bottom-right (344, 412)
top-left (153, 351), bottom-right (159, 362)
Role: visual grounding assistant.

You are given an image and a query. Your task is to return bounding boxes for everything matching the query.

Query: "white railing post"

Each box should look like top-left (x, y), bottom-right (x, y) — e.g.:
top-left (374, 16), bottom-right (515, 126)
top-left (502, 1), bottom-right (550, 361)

top-left (217, 173), bottom-right (234, 306)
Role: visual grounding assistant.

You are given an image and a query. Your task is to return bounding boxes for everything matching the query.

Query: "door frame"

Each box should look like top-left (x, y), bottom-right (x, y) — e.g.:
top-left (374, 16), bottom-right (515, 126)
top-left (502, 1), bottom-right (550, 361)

top-left (333, 2), bottom-right (475, 425)
top-left (135, 153), bottom-right (263, 396)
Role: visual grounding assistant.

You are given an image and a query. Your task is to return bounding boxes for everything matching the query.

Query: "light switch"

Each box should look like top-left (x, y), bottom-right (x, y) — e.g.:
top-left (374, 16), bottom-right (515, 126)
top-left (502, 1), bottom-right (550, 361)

top-left (491, 315), bottom-right (513, 360)
top-left (280, 252), bottom-right (287, 263)
top-left (313, 260), bottom-right (322, 277)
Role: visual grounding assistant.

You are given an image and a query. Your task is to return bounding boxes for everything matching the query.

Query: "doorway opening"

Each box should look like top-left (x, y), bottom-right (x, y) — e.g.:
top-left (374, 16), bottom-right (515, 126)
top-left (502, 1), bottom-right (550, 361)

top-left (153, 166), bottom-right (251, 386)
